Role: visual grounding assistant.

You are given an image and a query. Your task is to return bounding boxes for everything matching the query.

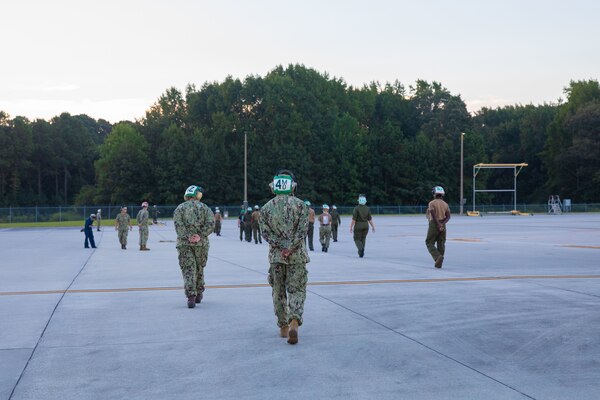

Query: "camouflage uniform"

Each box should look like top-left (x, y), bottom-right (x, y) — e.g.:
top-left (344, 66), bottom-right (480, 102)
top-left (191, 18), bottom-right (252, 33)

top-left (331, 208), bottom-right (341, 242)
top-left (136, 208), bottom-right (150, 247)
top-left (115, 213), bottom-right (131, 246)
top-left (173, 200), bottom-right (215, 297)
top-left (259, 195), bottom-right (310, 328)
top-left (318, 211), bottom-right (332, 250)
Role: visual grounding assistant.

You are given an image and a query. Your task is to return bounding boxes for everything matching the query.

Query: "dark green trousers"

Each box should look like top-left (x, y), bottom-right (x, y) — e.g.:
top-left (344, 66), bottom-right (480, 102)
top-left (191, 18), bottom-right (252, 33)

top-left (353, 223), bottom-right (369, 252)
top-left (426, 221), bottom-right (446, 260)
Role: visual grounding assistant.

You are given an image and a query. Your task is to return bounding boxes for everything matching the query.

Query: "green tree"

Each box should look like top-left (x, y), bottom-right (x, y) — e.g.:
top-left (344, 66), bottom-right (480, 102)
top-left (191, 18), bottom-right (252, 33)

top-left (95, 123), bottom-right (151, 204)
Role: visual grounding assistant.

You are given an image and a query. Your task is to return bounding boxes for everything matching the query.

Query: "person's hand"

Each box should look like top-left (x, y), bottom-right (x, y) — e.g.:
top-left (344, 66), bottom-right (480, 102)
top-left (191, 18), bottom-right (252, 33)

top-left (438, 224), bottom-right (445, 232)
top-left (371, 226), bottom-right (376, 233)
top-left (281, 249), bottom-right (291, 259)
top-left (189, 234), bottom-right (201, 243)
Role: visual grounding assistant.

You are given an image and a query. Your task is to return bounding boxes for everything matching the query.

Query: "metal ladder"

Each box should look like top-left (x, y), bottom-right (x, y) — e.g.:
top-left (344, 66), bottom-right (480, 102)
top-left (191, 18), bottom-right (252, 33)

top-left (548, 195), bottom-right (562, 214)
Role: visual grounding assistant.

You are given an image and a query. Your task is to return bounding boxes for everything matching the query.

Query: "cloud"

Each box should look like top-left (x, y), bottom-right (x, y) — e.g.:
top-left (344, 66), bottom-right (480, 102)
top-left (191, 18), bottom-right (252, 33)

top-left (40, 84), bottom-right (80, 92)
top-left (465, 97), bottom-right (514, 113)
top-left (0, 97), bottom-right (151, 123)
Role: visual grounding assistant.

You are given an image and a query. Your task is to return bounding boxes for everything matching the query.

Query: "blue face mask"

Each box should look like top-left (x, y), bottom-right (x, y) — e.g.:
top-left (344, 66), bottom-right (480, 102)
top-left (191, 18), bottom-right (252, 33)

top-left (358, 196), bottom-right (367, 205)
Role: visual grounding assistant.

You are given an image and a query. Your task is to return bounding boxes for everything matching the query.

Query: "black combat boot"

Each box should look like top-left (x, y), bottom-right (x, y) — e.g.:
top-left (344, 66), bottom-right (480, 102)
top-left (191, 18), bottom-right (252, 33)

top-left (195, 292), bottom-right (203, 304)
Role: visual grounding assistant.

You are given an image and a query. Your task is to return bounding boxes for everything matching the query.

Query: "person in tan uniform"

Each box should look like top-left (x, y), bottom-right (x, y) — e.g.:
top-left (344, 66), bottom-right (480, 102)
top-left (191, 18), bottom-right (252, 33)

top-left (213, 208), bottom-right (223, 236)
top-left (318, 204), bottom-right (333, 252)
top-left (304, 200), bottom-right (315, 251)
top-left (251, 205), bottom-right (262, 244)
top-left (426, 186), bottom-right (451, 268)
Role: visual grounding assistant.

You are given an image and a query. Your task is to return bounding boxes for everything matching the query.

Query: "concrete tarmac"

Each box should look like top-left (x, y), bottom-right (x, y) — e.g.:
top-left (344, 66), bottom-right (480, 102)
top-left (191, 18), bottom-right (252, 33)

top-left (1, 214), bottom-right (599, 400)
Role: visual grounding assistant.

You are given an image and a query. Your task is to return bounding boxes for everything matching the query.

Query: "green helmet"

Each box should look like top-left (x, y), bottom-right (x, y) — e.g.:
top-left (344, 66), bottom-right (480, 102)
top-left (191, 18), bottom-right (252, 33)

top-left (185, 185), bottom-right (202, 197)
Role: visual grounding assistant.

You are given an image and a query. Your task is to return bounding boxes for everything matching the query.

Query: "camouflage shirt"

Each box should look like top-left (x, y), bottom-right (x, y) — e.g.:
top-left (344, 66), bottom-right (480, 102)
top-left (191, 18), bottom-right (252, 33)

top-left (173, 200), bottom-right (215, 247)
top-left (259, 194), bottom-right (310, 265)
top-left (115, 213), bottom-right (131, 230)
top-left (136, 209), bottom-right (149, 226)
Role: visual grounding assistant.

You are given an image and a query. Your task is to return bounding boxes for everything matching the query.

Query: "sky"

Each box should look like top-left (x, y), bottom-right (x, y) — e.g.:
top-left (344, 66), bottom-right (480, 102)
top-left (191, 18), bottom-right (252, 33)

top-left (1, 0), bottom-right (598, 123)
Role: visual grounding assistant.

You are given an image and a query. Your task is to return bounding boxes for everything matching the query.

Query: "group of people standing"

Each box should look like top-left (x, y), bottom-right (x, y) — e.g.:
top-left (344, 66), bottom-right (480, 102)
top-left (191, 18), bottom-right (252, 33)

top-left (303, 202), bottom-right (341, 253)
top-left (237, 206), bottom-right (263, 244)
top-left (82, 170), bottom-right (450, 348)
top-left (82, 202), bottom-right (152, 251)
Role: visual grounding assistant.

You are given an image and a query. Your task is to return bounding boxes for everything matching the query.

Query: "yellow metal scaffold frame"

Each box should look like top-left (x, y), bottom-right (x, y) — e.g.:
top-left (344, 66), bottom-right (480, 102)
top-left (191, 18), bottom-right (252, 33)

top-left (472, 163), bottom-right (528, 212)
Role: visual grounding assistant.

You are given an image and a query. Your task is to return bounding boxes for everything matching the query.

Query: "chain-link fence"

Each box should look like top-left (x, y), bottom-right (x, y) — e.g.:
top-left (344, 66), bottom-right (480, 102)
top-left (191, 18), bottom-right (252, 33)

top-left (1, 203), bottom-right (599, 224)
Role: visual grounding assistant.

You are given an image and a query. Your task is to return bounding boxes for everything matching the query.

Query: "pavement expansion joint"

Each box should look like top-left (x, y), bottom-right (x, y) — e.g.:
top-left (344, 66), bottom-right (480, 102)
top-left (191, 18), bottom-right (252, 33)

top-left (309, 289), bottom-right (537, 400)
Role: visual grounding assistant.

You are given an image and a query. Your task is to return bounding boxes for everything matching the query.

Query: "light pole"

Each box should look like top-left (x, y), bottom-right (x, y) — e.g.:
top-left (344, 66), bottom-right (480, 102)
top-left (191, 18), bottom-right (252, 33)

top-left (243, 130), bottom-right (248, 210)
top-left (460, 132), bottom-right (465, 215)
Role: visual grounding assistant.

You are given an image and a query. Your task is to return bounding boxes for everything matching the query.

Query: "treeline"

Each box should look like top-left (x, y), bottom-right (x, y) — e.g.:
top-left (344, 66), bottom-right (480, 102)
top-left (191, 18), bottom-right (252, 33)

top-left (0, 65), bottom-right (598, 207)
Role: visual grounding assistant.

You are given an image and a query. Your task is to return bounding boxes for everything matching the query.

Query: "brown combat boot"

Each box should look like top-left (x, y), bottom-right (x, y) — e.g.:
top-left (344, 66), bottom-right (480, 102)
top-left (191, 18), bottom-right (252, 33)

top-left (187, 296), bottom-right (196, 308)
top-left (287, 319), bottom-right (299, 344)
top-left (279, 324), bottom-right (289, 338)
top-left (140, 245), bottom-right (143, 251)
top-left (141, 245), bottom-right (150, 251)
top-left (434, 255), bottom-right (444, 268)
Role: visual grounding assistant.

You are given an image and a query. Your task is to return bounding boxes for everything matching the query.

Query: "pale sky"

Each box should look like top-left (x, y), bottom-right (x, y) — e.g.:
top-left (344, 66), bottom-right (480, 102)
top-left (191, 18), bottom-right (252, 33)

top-left (1, 0), bottom-right (598, 123)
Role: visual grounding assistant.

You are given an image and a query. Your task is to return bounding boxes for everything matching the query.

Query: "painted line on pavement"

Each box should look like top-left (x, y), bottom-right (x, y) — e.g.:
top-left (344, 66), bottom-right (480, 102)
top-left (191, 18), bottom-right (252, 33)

top-left (2, 275), bottom-right (600, 296)
top-left (560, 245), bottom-right (600, 249)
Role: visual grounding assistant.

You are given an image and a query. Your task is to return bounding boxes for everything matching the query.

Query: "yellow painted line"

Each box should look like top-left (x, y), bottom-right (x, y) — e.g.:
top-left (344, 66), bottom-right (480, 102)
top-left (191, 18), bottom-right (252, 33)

top-left (561, 245), bottom-right (600, 249)
top-left (2, 275), bottom-right (600, 297)
top-left (450, 238), bottom-right (483, 242)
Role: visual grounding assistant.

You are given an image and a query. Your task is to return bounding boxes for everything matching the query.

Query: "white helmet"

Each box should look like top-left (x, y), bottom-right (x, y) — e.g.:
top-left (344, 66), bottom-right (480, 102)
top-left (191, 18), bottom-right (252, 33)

top-left (432, 186), bottom-right (445, 196)
top-left (322, 204), bottom-right (329, 209)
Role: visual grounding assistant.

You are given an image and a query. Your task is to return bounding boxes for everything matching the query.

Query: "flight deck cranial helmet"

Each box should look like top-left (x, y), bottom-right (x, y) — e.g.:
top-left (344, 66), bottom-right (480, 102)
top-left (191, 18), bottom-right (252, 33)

top-left (270, 169), bottom-right (297, 195)
top-left (254, 205), bottom-right (259, 210)
top-left (358, 194), bottom-right (367, 205)
top-left (322, 204), bottom-right (329, 210)
top-left (184, 185), bottom-right (203, 199)
top-left (141, 201), bottom-right (149, 207)
top-left (432, 186), bottom-right (445, 197)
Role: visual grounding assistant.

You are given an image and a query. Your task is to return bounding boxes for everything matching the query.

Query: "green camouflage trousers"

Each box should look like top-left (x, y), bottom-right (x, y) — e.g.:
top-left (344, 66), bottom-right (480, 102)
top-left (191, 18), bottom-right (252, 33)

top-left (268, 263), bottom-right (308, 327)
top-left (319, 226), bottom-right (332, 248)
top-left (118, 229), bottom-right (129, 246)
top-left (139, 226), bottom-right (149, 246)
top-left (178, 245), bottom-right (208, 297)
top-left (425, 220), bottom-right (446, 260)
